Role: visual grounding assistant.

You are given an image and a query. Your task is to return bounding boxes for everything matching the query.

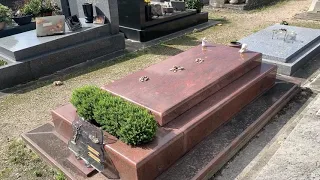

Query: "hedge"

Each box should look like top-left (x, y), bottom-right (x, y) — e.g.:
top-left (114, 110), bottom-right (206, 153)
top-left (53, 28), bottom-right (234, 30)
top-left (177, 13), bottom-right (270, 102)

top-left (71, 86), bottom-right (158, 146)
top-left (70, 86), bottom-right (103, 120)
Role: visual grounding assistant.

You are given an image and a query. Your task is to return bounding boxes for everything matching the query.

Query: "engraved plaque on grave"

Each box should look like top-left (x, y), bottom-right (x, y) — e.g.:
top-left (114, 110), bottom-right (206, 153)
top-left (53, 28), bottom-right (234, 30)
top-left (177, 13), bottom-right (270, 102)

top-left (36, 15), bottom-right (65, 37)
top-left (68, 118), bottom-right (119, 179)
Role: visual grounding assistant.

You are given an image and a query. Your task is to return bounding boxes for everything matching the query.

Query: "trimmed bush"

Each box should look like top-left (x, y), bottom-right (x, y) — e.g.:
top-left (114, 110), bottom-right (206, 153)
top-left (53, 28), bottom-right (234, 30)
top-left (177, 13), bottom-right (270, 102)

top-left (71, 86), bottom-right (158, 146)
top-left (92, 94), bottom-right (123, 136)
top-left (70, 86), bottom-right (103, 120)
top-left (118, 106), bottom-right (158, 145)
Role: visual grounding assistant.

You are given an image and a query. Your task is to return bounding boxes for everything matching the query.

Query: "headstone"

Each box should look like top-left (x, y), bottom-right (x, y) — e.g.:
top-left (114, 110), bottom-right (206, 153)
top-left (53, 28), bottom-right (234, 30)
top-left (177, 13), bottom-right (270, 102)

top-left (239, 24), bottom-right (320, 75)
top-left (151, 4), bottom-right (163, 16)
top-left (68, 0), bottom-right (119, 34)
top-left (309, 0), bottom-right (320, 12)
top-left (118, 0), bottom-right (208, 41)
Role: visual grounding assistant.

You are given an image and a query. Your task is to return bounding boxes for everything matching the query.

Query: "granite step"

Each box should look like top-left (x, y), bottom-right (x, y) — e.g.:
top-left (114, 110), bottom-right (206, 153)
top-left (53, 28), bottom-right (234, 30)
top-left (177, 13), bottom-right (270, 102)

top-left (157, 80), bottom-right (300, 180)
top-left (21, 74), bottom-right (300, 180)
top-left (102, 44), bottom-right (262, 126)
top-left (49, 63), bottom-right (276, 180)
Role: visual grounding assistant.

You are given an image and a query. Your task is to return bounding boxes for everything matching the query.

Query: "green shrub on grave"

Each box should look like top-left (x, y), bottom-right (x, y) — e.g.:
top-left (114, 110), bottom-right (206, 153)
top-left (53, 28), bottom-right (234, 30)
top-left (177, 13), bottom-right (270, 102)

top-left (186, 0), bottom-right (203, 12)
top-left (70, 86), bottom-right (103, 120)
top-left (93, 92), bottom-right (158, 145)
top-left (118, 106), bottom-right (158, 146)
top-left (92, 94), bottom-right (123, 136)
top-left (71, 86), bottom-right (158, 146)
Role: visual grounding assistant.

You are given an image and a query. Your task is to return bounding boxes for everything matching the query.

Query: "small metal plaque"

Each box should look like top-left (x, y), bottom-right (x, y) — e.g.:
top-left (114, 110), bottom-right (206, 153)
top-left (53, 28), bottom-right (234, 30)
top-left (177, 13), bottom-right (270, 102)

top-left (68, 118), bottom-right (119, 179)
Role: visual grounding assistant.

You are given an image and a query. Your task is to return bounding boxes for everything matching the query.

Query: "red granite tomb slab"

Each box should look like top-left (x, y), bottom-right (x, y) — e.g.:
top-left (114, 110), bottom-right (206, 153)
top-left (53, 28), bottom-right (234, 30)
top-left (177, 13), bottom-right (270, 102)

top-left (102, 44), bottom-right (261, 126)
top-left (50, 63), bottom-right (275, 180)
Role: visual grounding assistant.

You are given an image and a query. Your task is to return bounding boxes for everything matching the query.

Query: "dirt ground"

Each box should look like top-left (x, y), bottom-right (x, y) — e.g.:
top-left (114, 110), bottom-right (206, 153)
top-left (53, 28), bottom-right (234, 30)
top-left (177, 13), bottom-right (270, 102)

top-left (0, 0), bottom-right (318, 179)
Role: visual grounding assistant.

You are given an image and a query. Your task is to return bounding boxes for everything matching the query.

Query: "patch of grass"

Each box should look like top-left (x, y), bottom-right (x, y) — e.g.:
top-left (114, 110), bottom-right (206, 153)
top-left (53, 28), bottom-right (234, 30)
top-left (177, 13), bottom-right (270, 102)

top-left (0, 139), bottom-right (65, 180)
top-left (0, 168), bottom-right (12, 179)
top-left (290, 21), bottom-right (320, 29)
top-left (0, 59), bottom-right (7, 66)
top-left (250, 0), bottom-right (289, 13)
top-left (54, 170), bottom-right (66, 180)
top-left (8, 139), bottom-right (40, 165)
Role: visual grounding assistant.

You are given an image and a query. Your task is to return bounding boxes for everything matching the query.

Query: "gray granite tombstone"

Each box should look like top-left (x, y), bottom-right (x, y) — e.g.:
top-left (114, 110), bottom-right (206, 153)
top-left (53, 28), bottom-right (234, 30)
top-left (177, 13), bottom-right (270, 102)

top-left (309, 0), bottom-right (320, 12)
top-left (239, 24), bottom-right (320, 75)
top-left (68, 0), bottom-right (119, 34)
top-left (0, 0), bottom-right (125, 90)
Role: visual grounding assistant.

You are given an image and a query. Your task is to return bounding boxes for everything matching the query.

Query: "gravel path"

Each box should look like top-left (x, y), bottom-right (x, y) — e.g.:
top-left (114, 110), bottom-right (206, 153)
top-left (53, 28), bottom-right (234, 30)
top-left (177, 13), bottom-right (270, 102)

top-left (0, 0), bottom-right (316, 179)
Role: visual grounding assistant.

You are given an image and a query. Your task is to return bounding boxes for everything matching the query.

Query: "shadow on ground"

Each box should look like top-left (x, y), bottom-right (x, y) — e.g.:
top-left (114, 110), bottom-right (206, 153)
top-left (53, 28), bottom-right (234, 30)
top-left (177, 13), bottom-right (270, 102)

top-left (293, 53), bottom-right (320, 80)
top-left (211, 89), bottom-right (314, 180)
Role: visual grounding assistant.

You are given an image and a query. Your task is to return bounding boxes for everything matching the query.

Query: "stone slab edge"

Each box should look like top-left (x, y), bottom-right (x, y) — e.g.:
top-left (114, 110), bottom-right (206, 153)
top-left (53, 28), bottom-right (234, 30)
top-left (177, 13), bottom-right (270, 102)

top-left (194, 82), bottom-right (300, 180)
top-left (261, 38), bottom-right (320, 75)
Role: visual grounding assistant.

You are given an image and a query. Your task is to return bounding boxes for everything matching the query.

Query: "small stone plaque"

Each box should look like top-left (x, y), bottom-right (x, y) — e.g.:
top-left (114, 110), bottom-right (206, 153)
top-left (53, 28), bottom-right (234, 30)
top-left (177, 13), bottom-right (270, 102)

top-left (36, 15), bottom-right (65, 37)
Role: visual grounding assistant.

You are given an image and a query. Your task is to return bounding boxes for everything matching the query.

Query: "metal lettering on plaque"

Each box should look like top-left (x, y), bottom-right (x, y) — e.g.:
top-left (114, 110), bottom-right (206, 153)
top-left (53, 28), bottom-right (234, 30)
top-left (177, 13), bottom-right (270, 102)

top-left (68, 118), bottom-right (119, 179)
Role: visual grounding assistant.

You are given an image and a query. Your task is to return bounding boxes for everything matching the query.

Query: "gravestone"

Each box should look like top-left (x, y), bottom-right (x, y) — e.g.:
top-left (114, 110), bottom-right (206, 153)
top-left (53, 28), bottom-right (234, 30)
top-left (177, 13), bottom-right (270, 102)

top-left (0, 0), bottom-right (125, 90)
top-left (294, 0), bottom-right (320, 21)
top-left (68, 0), bottom-right (119, 35)
top-left (309, 0), bottom-right (320, 12)
top-left (118, 0), bottom-right (208, 42)
top-left (239, 24), bottom-right (320, 75)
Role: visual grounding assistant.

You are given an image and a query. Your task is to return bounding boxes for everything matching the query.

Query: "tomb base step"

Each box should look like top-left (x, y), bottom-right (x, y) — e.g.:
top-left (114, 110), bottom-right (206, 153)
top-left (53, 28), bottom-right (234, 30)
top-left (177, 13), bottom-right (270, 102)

top-left (157, 80), bottom-right (299, 180)
top-left (120, 12), bottom-right (208, 42)
top-left (22, 79), bottom-right (299, 180)
top-left (35, 63), bottom-right (274, 180)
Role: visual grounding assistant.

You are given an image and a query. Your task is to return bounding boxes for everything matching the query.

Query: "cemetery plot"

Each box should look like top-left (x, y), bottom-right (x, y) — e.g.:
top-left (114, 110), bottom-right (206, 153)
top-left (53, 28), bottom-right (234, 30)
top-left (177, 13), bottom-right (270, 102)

top-left (22, 44), bottom-right (299, 179)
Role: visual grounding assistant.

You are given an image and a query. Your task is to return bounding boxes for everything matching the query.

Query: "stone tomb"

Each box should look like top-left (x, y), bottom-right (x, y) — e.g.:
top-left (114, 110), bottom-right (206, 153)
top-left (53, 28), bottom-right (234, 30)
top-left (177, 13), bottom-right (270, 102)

top-left (0, 0), bottom-right (125, 90)
top-left (309, 0), bottom-right (320, 12)
top-left (22, 44), bottom-right (300, 179)
top-left (118, 0), bottom-right (208, 42)
top-left (294, 0), bottom-right (320, 21)
top-left (239, 24), bottom-right (320, 75)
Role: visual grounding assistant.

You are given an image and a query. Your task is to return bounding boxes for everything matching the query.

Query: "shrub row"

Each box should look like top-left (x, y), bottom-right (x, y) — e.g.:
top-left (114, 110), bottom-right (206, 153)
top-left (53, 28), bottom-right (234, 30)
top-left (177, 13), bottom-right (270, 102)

top-left (70, 86), bottom-right (158, 146)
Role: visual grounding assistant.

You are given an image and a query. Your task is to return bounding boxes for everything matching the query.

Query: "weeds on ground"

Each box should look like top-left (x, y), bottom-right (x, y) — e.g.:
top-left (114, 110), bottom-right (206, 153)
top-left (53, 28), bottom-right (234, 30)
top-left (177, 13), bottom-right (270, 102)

top-left (0, 139), bottom-right (66, 180)
top-left (0, 59), bottom-right (7, 66)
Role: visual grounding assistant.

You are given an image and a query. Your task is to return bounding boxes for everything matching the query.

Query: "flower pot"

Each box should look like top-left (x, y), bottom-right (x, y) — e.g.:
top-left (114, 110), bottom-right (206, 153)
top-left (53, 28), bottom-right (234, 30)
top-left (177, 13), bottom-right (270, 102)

top-left (12, 15), bottom-right (32, 26)
top-left (0, 22), bottom-right (6, 30)
top-left (82, 3), bottom-right (94, 23)
top-left (229, 41), bottom-right (242, 48)
top-left (41, 11), bottom-right (53, 17)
